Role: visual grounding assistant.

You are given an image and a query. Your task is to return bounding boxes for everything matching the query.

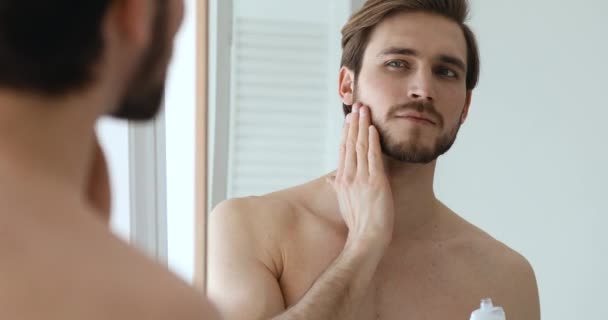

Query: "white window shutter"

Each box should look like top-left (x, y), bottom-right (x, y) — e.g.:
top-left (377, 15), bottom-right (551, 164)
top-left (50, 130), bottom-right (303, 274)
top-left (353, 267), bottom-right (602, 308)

top-left (227, 17), bottom-right (329, 198)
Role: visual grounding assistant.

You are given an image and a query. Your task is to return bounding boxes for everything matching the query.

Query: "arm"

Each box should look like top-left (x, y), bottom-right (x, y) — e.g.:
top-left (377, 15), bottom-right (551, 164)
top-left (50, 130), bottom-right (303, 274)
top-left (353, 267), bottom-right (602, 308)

top-left (207, 199), bottom-right (287, 319)
top-left (208, 203), bottom-right (386, 320)
top-left (272, 239), bottom-right (385, 320)
top-left (208, 103), bottom-right (394, 320)
top-left (274, 103), bottom-right (393, 319)
top-left (497, 255), bottom-right (541, 320)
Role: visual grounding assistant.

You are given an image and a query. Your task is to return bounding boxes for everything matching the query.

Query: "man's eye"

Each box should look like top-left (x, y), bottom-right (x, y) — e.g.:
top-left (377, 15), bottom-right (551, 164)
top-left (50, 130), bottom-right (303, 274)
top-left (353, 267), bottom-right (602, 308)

top-left (437, 67), bottom-right (458, 78)
top-left (386, 60), bottom-right (406, 68)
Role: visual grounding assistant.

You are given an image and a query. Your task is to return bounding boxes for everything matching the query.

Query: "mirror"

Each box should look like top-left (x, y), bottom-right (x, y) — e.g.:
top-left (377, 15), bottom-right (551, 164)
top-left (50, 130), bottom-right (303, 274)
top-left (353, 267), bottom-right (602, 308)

top-left (197, 0), bottom-right (607, 319)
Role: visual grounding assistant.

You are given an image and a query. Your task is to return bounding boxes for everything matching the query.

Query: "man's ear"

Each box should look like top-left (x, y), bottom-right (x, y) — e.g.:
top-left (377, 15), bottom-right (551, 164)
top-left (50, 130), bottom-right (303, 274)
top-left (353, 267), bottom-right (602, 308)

top-left (338, 66), bottom-right (355, 105)
top-left (105, 0), bottom-right (153, 50)
top-left (461, 90), bottom-right (473, 123)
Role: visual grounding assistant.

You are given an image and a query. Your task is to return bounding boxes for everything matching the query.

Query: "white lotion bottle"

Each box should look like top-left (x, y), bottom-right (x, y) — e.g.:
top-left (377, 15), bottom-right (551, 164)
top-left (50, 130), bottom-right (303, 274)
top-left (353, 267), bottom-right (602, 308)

top-left (470, 298), bottom-right (506, 320)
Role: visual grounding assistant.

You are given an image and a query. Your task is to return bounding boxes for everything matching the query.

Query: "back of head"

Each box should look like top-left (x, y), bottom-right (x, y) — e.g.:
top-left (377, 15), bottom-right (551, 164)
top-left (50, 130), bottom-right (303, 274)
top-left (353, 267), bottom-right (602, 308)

top-left (340, 0), bottom-right (479, 114)
top-left (0, 1), bottom-right (111, 96)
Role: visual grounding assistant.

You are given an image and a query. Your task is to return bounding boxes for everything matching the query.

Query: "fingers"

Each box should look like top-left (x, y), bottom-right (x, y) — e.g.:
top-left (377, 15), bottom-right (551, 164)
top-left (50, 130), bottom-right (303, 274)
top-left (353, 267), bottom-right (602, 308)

top-left (336, 114), bottom-right (350, 181)
top-left (343, 103), bottom-right (360, 181)
top-left (368, 125), bottom-right (385, 176)
top-left (356, 105), bottom-right (370, 178)
top-left (336, 103), bottom-right (376, 182)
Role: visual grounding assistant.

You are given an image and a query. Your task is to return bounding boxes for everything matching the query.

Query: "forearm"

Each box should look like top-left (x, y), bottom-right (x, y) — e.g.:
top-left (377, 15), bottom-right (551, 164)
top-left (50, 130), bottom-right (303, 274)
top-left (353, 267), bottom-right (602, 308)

top-left (272, 240), bottom-right (385, 320)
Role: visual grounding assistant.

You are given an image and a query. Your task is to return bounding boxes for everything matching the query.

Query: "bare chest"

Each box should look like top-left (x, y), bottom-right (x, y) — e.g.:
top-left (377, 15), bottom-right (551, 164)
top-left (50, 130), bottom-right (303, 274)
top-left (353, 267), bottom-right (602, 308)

top-left (280, 238), bottom-right (489, 320)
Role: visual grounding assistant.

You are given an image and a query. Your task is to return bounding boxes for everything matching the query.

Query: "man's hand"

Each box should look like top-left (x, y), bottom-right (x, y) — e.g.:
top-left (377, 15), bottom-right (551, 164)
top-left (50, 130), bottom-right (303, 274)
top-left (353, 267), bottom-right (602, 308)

top-left (211, 104), bottom-right (396, 320)
top-left (329, 102), bottom-right (395, 250)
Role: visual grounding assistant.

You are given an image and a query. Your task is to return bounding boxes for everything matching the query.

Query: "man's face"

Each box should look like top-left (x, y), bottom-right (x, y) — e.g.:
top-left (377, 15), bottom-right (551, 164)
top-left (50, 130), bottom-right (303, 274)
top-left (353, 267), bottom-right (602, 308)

top-left (350, 11), bottom-right (471, 163)
top-left (112, 0), bottom-right (184, 120)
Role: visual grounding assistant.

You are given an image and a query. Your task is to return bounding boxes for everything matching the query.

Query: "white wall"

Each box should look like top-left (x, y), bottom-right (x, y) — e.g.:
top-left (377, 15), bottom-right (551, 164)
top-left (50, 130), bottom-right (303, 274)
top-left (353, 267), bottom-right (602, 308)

top-left (164, 0), bottom-right (198, 282)
top-left (97, 118), bottom-right (130, 241)
top-left (434, 1), bottom-right (608, 319)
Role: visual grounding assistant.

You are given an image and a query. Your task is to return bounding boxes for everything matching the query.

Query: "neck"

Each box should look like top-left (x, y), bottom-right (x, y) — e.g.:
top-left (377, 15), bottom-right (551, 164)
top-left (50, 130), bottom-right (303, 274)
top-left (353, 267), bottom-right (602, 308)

top-left (383, 156), bottom-right (441, 241)
top-left (320, 157), bottom-right (443, 242)
top-left (0, 89), bottom-right (102, 199)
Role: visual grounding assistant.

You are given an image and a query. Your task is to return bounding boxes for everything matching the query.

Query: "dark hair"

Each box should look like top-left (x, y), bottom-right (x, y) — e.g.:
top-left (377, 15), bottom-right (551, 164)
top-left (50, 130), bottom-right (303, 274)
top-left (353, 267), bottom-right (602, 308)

top-left (340, 0), bottom-right (480, 115)
top-left (0, 1), bottom-right (112, 95)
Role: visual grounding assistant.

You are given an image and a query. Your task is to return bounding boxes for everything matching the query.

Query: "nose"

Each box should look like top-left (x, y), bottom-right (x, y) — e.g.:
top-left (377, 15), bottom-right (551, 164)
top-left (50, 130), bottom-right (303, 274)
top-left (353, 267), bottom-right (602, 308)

top-left (407, 69), bottom-right (435, 102)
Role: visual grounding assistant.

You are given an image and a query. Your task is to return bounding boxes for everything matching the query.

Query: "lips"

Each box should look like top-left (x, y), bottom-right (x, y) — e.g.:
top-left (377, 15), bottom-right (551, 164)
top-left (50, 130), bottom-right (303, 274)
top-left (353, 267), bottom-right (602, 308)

top-left (395, 112), bottom-right (436, 125)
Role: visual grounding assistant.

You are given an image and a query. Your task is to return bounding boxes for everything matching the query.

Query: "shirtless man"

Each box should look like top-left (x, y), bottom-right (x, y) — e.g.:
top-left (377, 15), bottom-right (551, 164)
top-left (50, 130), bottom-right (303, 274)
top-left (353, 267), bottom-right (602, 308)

top-left (208, 0), bottom-right (541, 319)
top-left (0, 0), bottom-right (217, 319)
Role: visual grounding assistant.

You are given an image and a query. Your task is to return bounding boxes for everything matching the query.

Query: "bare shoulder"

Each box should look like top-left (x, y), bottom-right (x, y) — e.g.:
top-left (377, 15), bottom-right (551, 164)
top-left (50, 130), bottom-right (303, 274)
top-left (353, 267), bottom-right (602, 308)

top-left (448, 215), bottom-right (541, 320)
top-left (210, 193), bottom-right (300, 241)
top-left (209, 177), bottom-right (335, 250)
top-left (212, 191), bottom-right (300, 222)
top-left (0, 194), bottom-right (218, 320)
top-left (209, 191), bottom-right (305, 270)
top-left (210, 174), bottom-right (336, 233)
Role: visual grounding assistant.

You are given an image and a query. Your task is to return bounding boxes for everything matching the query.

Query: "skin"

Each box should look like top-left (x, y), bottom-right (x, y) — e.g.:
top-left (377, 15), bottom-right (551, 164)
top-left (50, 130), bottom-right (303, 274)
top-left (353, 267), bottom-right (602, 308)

top-left (208, 12), bottom-right (540, 320)
top-left (87, 139), bottom-right (112, 221)
top-left (0, 1), bottom-right (218, 319)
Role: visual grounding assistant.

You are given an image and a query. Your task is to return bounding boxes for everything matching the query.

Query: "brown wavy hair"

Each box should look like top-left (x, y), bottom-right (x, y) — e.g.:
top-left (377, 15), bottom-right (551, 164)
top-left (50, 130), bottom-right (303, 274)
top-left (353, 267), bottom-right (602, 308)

top-left (340, 0), bottom-right (480, 115)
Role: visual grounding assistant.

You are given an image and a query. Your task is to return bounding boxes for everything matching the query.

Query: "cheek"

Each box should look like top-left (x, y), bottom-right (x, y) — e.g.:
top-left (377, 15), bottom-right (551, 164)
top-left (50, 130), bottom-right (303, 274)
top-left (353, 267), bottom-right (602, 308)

top-left (437, 87), bottom-right (467, 120)
top-left (357, 68), bottom-right (404, 112)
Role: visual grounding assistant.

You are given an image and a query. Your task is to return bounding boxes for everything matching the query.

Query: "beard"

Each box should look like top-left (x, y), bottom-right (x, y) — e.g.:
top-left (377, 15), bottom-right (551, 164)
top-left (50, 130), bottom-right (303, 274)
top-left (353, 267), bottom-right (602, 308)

top-left (111, 1), bottom-right (169, 121)
top-left (354, 88), bottom-right (464, 164)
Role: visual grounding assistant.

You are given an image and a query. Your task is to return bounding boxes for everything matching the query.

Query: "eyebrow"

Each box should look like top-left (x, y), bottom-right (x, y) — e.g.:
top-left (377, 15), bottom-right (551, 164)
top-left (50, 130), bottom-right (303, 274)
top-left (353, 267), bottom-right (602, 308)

top-left (377, 46), bottom-right (467, 73)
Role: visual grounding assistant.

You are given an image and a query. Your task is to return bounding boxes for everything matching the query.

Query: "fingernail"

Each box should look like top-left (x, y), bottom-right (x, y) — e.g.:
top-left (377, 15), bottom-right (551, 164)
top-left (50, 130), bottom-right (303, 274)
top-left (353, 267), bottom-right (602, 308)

top-left (353, 104), bottom-right (360, 113)
top-left (346, 114), bottom-right (352, 123)
top-left (359, 106), bottom-right (367, 117)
